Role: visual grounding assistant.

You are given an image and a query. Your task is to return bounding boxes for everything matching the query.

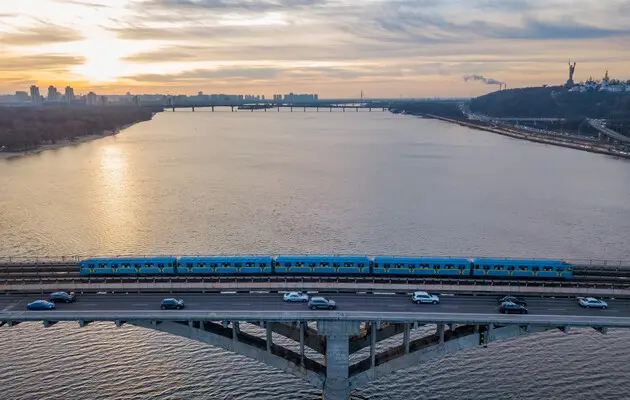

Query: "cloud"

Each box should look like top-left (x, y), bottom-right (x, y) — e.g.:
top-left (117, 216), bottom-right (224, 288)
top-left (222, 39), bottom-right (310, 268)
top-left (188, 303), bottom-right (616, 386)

top-left (0, 54), bottom-right (86, 72)
top-left (53, 0), bottom-right (108, 7)
top-left (0, 24), bottom-right (85, 46)
top-left (139, 0), bottom-right (327, 12)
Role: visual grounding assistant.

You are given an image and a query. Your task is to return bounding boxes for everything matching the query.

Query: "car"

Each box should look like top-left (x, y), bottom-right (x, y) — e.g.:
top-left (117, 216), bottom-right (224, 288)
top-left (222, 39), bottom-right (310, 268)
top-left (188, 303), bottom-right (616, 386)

top-left (499, 301), bottom-right (528, 314)
top-left (283, 292), bottom-right (309, 302)
top-left (49, 291), bottom-right (76, 303)
top-left (497, 296), bottom-right (527, 306)
top-left (578, 297), bottom-right (608, 309)
top-left (27, 300), bottom-right (56, 311)
top-left (411, 291), bottom-right (440, 304)
top-left (308, 297), bottom-right (336, 310)
top-left (161, 298), bottom-right (185, 310)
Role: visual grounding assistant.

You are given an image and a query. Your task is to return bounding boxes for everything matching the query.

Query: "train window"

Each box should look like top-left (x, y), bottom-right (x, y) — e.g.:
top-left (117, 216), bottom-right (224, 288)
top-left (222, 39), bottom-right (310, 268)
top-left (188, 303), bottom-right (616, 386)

top-left (459, 265), bottom-right (466, 270)
top-left (556, 267), bottom-right (564, 272)
top-left (284, 263), bottom-right (291, 267)
top-left (532, 266), bottom-right (539, 271)
top-left (234, 263), bottom-right (242, 267)
top-left (98, 263), bottom-right (106, 268)
top-left (211, 263), bottom-right (218, 268)
top-left (475, 265), bottom-right (479, 269)
top-left (394, 263), bottom-right (403, 268)
top-left (320, 262), bottom-right (329, 267)
top-left (112, 263), bottom-right (118, 268)
top-left (433, 264), bottom-right (440, 269)
top-left (483, 266), bottom-right (490, 270)
top-left (445, 264), bottom-right (454, 269)
top-left (384, 264), bottom-right (391, 268)
top-left (168, 263), bottom-right (172, 267)
top-left (374, 263), bottom-right (379, 267)
top-left (158, 263), bottom-right (164, 268)
top-left (543, 266), bottom-right (553, 271)
top-left (344, 262), bottom-right (354, 267)
top-left (222, 263), bottom-right (231, 267)
top-left (358, 263), bottom-right (365, 268)
top-left (88, 264), bottom-right (95, 268)
top-left (186, 263), bottom-right (193, 268)
top-left (408, 264), bottom-right (415, 269)
top-left (308, 262), bottom-right (316, 267)
top-left (333, 263), bottom-right (340, 267)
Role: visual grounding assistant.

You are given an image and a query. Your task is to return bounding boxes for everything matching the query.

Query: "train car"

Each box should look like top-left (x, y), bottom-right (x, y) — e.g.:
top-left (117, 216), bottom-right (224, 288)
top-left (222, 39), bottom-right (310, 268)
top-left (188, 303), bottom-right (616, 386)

top-left (79, 257), bottom-right (177, 275)
top-left (273, 255), bottom-right (371, 274)
top-left (470, 258), bottom-right (573, 279)
top-left (176, 256), bottom-right (273, 274)
top-left (372, 257), bottom-right (471, 276)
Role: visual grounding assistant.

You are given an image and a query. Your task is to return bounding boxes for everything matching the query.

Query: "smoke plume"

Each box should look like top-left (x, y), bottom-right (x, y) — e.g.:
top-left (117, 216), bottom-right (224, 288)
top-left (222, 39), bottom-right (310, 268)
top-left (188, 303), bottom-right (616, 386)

top-left (463, 75), bottom-right (504, 86)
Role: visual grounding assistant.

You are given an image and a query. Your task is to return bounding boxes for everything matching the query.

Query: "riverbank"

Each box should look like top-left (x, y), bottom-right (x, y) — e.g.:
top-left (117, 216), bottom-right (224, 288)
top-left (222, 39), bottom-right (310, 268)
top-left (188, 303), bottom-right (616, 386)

top-left (0, 125), bottom-right (134, 160)
top-left (421, 113), bottom-right (630, 160)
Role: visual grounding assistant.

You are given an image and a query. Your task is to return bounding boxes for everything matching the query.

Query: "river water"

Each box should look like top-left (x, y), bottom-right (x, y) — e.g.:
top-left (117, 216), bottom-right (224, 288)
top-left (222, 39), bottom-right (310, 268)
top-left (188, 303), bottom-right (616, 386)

top-left (1, 110), bottom-right (630, 399)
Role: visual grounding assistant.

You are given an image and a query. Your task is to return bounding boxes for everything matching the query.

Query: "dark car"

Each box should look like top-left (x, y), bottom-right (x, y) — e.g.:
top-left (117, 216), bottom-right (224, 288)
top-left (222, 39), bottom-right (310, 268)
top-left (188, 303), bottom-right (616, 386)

top-left (49, 291), bottom-right (76, 303)
top-left (161, 298), bottom-right (185, 310)
top-left (27, 300), bottom-right (56, 311)
top-left (308, 297), bottom-right (336, 310)
top-left (499, 301), bottom-right (528, 314)
top-left (497, 296), bottom-right (527, 306)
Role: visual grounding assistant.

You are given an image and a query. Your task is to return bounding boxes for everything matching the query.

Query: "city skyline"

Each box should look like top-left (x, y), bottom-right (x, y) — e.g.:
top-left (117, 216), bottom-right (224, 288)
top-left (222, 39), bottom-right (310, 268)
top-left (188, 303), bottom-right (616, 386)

top-left (1, 0), bottom-right (630, 97)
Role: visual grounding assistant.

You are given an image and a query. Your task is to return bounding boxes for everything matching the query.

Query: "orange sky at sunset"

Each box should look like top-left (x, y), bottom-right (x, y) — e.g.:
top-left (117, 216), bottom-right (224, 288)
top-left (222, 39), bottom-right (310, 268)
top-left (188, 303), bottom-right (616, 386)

top-left (1, 0), bottom-right (629, 97)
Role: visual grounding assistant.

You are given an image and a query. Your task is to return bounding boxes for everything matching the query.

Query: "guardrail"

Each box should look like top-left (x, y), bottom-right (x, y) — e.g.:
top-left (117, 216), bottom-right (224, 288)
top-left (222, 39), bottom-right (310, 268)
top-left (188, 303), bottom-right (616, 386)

top-left (2, 281), bottom-right (630, 298)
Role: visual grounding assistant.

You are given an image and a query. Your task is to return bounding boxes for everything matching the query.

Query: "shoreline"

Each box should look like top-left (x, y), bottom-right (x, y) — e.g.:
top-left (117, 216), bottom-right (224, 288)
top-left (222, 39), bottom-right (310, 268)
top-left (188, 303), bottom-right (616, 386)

top-left (0, 123), bottom-right (136, 160)
top-left (418, 113), bottom-right (630, 160)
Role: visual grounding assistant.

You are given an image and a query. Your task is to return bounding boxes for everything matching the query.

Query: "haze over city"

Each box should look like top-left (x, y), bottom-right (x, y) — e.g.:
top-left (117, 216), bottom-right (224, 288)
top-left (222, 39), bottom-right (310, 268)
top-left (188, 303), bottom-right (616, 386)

top-left (1, 0), bottom-right (630, 97)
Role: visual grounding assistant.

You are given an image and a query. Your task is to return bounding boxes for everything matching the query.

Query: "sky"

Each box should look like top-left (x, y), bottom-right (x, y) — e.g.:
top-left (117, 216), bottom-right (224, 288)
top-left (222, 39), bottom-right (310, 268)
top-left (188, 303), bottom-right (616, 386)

top-left (1, 0), bottom-right (629, 98)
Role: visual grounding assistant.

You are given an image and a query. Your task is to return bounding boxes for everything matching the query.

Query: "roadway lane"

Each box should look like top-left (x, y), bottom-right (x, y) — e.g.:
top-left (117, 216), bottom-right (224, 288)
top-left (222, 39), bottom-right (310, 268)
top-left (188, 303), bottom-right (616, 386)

top-left (2, 293), bottom-right (630, 318)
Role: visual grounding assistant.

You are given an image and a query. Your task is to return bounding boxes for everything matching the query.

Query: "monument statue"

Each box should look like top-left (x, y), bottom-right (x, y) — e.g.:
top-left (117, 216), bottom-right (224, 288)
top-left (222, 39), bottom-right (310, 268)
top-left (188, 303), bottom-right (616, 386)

top-left (566, 60), bottom-right (576, 88)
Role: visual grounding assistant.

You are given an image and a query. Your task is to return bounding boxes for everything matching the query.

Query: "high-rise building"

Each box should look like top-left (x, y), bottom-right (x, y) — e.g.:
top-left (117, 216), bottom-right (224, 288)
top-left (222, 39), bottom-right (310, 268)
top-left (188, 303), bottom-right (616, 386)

top-left (30, 85), bottom-right (41, 105)
top-left (86, 92), bottom-right (98, 106)
top-left (47, 85), bottom-right (60, 102)
top-left (65, 86), bottom-right (75, 103)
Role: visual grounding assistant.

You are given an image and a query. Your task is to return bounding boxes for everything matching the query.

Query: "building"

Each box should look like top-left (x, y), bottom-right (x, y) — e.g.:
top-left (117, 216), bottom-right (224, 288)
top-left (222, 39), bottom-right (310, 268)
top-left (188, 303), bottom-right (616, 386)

top-left (65, 86), bottom-right (75, 104)
top-left (283, 93), bottom-right (318, 104)
top-left (86, 91), bottom-right (98, 106)
top-left (14, 91), bottom-right (29, 102)
top-left (47, 85), bottom-right (61, 102)
top-left (30, 85), bottom-right (41, 105)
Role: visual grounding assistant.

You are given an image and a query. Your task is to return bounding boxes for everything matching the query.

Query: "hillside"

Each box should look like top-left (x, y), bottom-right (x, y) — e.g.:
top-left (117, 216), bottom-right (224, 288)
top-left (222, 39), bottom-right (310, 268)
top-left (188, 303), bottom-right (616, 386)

top-left (469, 87), bottom-right (630, 120)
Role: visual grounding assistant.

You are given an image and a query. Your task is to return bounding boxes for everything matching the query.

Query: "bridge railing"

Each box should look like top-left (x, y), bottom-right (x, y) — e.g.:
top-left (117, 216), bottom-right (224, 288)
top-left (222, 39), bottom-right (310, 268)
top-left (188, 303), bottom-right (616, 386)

top-left (1, 255), bottom-right (629, 267)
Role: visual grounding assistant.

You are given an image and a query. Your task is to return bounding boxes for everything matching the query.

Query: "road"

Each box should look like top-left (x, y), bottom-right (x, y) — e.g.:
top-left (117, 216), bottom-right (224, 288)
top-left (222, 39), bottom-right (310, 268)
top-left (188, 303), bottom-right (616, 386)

top-left (1, 293), bottom-right (628, 318)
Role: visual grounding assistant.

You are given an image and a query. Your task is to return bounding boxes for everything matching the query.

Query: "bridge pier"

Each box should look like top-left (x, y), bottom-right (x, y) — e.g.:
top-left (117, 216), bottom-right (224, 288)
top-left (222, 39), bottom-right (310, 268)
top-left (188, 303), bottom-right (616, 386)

top-left (211, 106), bottom-right (214, 112)
top-left (304, 107), bottom-right (306, 112)
top-left (318, 320), bottom-right (361, 400)
top-left (231, 106), bottom-right (235, 112)
top-left (171, 107), bottom-right (175, 112)
top-left (192, 106), bottom-right (195, 112)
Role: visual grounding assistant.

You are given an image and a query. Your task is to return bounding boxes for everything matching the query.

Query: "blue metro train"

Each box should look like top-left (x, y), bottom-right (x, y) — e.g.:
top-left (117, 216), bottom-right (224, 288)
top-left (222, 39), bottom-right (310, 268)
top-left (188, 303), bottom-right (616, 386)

top-left (79, 255), bottom-right (574, 279)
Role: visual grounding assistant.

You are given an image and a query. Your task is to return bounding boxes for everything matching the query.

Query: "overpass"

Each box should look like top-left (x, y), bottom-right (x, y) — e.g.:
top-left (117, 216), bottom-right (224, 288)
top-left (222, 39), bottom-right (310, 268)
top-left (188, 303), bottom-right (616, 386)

top-left (587, 119), bottom-right (630, 147)
top-left (2, 292), bottom-right (629, 399)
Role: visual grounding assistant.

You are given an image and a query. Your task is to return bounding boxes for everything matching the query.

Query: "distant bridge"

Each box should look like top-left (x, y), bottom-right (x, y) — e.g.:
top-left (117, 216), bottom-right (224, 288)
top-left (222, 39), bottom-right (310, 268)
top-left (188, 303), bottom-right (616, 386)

top-left (164, 101), bottom-right (394, 112)
top-left (1, 293), bottom-right (627, 399)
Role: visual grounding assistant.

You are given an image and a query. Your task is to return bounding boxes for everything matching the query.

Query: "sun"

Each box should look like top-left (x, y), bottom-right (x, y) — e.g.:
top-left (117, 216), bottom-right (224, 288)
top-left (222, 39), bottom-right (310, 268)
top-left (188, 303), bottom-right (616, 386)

top-left (71, 35), bottom-right (127, 83)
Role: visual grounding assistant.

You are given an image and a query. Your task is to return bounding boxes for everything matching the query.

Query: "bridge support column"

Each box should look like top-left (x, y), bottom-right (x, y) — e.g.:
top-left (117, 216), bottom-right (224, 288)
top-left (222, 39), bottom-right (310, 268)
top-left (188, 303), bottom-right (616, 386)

top-left (318, 320), bottom-right (361, 400)
top-left (211, 106), bottom-right (214, 112)
top-left (370, 322), bottom-right (376, 368)
top-left (171, 107), bottom-right (175, 112)
top-left (266, 324), bottom-right (272, 351)
top-left (438, 323), bottom-right (445, 344)
top-left (233, 321), bottom-right (240, 342)
top-left (300, 321), bottom-right (305, 365)
top-left (403, 323), bottom-right (410, 354)
top-left (231, 106), bottom-right (235, 112)
top-left (192, 106), bottom-right (195, 112)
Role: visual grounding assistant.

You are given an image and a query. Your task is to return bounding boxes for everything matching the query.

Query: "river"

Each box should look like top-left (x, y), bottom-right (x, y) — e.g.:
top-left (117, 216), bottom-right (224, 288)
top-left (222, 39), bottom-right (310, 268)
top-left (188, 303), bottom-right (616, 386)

top-left (1, 110), bottom-right (629, 399)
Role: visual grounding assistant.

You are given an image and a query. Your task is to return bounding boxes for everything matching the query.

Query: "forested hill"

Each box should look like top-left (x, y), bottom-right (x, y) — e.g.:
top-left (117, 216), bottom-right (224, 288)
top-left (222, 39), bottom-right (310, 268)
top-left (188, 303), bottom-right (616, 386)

top-left (469, 86), bottom-right (630, 119)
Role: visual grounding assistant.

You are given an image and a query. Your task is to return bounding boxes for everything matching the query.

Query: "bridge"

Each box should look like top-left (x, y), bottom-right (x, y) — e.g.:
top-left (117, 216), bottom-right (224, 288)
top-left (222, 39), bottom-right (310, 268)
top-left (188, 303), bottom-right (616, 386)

top-left (161, 99), bottom-right (397, 112)
top-left (1, 292), bottom-right (629, 399)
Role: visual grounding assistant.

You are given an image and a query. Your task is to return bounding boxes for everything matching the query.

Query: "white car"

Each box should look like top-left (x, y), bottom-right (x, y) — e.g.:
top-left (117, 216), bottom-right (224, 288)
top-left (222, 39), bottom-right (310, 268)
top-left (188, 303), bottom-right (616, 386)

top-left (412, 291), bottom-right (440, 305)
top-left (283, 292), bottom-right (309, 302)
top-left (578, 297), bottom-right (608, 309)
